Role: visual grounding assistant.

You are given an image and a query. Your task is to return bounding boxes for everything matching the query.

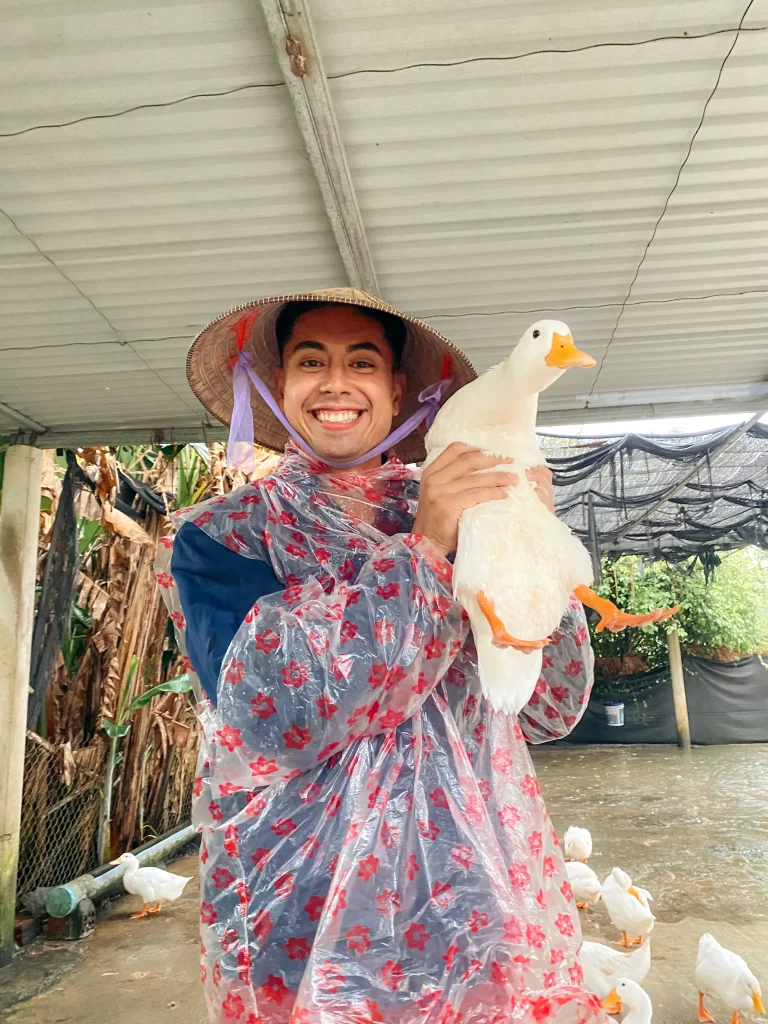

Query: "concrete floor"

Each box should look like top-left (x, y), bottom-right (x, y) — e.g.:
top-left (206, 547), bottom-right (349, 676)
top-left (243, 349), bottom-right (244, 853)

top-left (3, 744), bottom-right (767, 1024)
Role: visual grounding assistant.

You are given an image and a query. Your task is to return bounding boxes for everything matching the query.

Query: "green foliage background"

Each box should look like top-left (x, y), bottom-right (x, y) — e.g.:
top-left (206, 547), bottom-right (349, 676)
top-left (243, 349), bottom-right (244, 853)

top-left (589, 548), bottom-right (768, 672)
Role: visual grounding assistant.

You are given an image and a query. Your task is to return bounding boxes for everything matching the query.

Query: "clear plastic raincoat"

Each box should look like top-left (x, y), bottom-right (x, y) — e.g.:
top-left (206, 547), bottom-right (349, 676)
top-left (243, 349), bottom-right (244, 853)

top-left (156, 445), bottom-right (606, 1024)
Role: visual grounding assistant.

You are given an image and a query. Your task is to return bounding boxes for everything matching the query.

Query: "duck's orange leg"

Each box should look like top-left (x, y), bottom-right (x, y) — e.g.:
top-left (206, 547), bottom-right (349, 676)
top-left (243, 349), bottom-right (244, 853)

top-left (574, 585), bottom-right (680, 634)
top-left (130, 903), bottom-right (150, 919)
top-left (476, 592), bottom-right (550, 652)
top-left (697, 992), bottom-right (715, 1023)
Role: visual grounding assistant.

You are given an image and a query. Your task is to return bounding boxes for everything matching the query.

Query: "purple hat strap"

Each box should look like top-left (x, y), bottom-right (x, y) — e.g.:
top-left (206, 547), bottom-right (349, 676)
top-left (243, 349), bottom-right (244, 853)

top-left (227, 350), bottom-right (452, 472)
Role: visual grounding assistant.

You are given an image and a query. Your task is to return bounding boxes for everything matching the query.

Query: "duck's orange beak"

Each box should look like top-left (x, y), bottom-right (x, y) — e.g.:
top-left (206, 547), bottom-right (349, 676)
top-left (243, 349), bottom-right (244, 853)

top-left (628, 885), bottom-right (644, 904)
top-left (753, 993), bottom-right (765, 1014)
top-left (602, 989), bottom-right (623, 1015)
top-left (545, 332), bottom-right (596, 369)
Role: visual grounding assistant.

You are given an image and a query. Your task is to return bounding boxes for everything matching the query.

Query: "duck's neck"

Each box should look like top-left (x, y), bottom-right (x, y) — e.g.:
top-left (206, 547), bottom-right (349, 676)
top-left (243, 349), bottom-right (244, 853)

top-left (495, 356), bottom-right (544, 451)
top-left (624, 1000), bottom-right (653, 1024)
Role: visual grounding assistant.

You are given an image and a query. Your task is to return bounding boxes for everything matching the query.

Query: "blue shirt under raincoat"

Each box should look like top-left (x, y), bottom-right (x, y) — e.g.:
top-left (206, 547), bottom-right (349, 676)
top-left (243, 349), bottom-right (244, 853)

top-left (155, 444), bottom-right (605, 1024)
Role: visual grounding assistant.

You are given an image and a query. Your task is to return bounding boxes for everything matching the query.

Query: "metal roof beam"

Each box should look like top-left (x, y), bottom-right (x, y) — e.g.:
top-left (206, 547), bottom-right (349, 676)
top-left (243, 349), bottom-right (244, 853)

top-left (257, 0), bottom-right (378, 295)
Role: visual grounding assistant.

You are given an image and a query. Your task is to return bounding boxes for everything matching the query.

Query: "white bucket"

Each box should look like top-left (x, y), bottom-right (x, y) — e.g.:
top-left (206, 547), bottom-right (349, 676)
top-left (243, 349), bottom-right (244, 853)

top-left (604, 700), bottom-right (625, 727)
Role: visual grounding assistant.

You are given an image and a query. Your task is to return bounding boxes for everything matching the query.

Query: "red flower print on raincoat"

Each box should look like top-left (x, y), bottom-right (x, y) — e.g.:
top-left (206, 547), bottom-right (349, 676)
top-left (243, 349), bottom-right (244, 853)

top-left (156, 444), bottom-right (599, 1024)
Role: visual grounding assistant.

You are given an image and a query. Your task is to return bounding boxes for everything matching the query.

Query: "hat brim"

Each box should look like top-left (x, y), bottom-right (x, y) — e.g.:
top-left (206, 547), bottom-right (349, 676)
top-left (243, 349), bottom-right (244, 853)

top-left (186, 287), bottom-right (476, 464)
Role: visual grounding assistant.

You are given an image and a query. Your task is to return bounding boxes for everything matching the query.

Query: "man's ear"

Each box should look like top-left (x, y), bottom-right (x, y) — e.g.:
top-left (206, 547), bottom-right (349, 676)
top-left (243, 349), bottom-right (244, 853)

top-left (392, 371), bottom-right (406, 417)
top-left (274, 366), bottom-right (285, 408)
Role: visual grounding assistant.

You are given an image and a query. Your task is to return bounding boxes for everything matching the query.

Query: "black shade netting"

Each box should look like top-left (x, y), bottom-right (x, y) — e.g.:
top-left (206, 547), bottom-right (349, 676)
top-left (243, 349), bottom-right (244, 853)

top-left (541, 420), bottom-right (768, 561)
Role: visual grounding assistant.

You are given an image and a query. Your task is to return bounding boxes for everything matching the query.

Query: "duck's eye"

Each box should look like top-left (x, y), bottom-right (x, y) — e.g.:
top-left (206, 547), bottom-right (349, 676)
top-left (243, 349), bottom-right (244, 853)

top-left (533, 329), bottom-right (540, 338)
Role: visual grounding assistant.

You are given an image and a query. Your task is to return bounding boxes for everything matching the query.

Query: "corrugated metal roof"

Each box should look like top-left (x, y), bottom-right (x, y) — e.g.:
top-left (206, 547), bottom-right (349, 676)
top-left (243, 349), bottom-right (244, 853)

top-left (1, 0), bottom-right (767, 444)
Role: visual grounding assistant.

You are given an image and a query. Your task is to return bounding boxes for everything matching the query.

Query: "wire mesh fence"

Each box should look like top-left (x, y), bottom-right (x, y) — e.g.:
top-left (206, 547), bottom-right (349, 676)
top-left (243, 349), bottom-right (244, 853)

top-left (16, 730), bottom-right (199, 909)
top-left (17, 736), bottom-right (103, 905)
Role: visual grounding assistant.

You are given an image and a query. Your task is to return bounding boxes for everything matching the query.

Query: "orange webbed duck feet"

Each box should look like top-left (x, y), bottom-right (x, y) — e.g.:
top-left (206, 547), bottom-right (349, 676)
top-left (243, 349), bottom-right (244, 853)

top-left (477, 592), bottom-right (550, 652)
top-left (574, 585), bottom-right (680, 634)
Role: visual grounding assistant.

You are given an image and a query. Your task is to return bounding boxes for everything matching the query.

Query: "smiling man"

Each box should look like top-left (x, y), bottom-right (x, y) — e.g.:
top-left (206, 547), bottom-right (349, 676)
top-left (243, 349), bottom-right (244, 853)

top-left (158, 290), bottom-right (604, 1024)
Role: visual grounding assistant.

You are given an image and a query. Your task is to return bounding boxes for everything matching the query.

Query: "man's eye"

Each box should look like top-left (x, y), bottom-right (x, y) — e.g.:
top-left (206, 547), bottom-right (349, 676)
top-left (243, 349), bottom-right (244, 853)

top-left (300, 359), bottom-right (323, 368)
top-left (352, 360), bottom-right (375, 369)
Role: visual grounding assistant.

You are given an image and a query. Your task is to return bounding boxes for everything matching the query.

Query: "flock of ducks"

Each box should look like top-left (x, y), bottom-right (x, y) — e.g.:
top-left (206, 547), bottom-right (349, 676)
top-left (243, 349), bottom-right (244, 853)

top-left (564, 827), bottom-right (765, 1023)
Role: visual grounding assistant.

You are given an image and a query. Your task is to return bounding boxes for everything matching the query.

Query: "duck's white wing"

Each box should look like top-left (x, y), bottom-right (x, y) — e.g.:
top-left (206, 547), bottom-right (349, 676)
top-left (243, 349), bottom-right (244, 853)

top-left (132, 866), bottom-right (191, 901)
top-left (581, 941), bottom-right (625, 976)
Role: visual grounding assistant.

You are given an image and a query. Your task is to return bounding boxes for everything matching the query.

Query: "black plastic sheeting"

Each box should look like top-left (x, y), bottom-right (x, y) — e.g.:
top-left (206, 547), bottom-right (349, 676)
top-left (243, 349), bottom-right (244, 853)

top-left (561, 655), bottom-right (768, 745)
top-left (27, 453), bottom-right (79, 729)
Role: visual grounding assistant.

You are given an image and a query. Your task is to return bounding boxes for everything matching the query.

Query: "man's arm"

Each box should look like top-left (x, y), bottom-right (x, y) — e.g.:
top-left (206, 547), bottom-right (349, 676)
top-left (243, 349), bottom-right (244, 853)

top-left (518, 598), bottom-right (595, 744)
top-left (211, 533), bottom-right (468, 787)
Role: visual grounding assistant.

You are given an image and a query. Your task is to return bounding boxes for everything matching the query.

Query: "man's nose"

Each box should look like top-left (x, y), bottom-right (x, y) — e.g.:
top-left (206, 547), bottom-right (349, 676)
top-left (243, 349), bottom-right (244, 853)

top-left (319, 364), bottom-right (351, 392)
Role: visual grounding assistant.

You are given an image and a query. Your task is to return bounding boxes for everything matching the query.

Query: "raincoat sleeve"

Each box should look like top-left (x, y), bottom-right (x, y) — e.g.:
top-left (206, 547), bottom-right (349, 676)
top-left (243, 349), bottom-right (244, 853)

top-left (170, 521), bottom-right (283, 705)
top-left (518, 598), bottom-right (594, 744)
top-left (212, 533), bottom-right (469, 787)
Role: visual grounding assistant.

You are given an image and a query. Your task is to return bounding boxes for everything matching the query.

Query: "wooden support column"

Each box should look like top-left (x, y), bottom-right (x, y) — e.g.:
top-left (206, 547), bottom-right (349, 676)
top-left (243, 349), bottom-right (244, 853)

top-left (666, 628), bottom-right (691, 751)
top-left (0, 444), bottom-right (42, 967)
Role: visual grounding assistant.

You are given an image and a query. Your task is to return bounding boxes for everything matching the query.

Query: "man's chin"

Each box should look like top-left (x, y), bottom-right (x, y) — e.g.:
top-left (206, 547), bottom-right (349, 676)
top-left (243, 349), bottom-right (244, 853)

top-left (302, 429), bottom-right (371, 465)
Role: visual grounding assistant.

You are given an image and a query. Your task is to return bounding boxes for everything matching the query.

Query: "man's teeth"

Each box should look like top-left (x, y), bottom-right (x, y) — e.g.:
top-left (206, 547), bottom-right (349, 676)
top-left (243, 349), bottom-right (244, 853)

top-left (314, 410), bottom-right (361, 423)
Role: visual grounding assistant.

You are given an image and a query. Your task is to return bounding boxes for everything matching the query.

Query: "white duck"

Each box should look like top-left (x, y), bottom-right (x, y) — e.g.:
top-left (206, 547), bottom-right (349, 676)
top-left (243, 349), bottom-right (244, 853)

top-left (602, 978), bottom-right (653, 1024)
top-left (424, 320), bottom-right (679, 713)
top-left (601, 867), bottom-right (655, 948)
top-left (110, 851), bottom-right (193, 919)
top-left (564, 825), bottom-right (593, 863)
top-left (581, 940), bottom-right (651, 1013)
top-left (696, 933), bottom-right (764, 1024)
top-left (566, 861), bottom-right (602, 910)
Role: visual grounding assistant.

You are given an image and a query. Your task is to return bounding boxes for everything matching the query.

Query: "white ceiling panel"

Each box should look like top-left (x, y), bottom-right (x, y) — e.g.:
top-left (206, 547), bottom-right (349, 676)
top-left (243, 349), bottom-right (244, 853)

top-left (1, 0), bottom-right (767, 445)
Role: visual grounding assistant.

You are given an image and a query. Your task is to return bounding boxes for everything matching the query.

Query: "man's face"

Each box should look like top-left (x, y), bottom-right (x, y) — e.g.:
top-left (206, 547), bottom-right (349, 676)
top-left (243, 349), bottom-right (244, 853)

top-left (275, 305), bottom-right (405, 470)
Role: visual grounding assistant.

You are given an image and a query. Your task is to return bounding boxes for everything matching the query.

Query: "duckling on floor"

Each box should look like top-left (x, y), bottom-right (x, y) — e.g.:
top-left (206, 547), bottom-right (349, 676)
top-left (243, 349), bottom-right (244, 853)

top-left (581, 940), bottom-right (651, 1014)
top-left (696, 933), bottom-right (764, 1024)
top-left (601, 867), bottom-right (655, 948)
top-left (564, 825), bottom-right (593, 863)
top-left (566, 861), bottom-right (602, 910)
top-left (603, 978), bottom-right (653, 1024)
top-left (110, 852), bottom-right (193, 919)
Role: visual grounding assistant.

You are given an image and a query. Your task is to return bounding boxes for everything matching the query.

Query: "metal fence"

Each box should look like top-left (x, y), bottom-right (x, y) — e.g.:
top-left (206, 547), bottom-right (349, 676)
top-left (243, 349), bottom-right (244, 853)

top-left (16, 731), bottom-right (198, 908)
top-left (17, 737), bottom-right (102, 903)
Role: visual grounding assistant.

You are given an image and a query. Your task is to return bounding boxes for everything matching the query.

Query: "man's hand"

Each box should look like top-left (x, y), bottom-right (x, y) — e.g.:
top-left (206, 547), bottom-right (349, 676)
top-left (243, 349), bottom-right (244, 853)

top-left (526, 465), bottom-right (554, 513)
top-left (413, 443), bottom-right (518, 558)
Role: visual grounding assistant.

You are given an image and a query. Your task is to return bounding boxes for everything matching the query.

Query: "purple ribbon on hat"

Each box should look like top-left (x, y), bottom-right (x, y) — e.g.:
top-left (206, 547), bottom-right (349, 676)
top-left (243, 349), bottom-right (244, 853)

top-left (227, 350), bottom-right (452, 472)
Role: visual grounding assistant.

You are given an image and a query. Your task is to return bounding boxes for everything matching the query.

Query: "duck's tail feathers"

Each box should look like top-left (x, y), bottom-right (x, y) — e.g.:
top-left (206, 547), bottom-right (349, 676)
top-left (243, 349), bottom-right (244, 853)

top-left (628, 939), bottom-right (652, 979)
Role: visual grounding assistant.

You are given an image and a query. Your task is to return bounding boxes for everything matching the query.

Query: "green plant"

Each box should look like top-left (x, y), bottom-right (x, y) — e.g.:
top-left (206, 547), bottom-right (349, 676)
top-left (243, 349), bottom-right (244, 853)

top-left (175, 444), bottom-right (210, 509)
top-left (589, 549), bottom-right (768, 675)
top-left (97, 662), bottom-right (193, 861)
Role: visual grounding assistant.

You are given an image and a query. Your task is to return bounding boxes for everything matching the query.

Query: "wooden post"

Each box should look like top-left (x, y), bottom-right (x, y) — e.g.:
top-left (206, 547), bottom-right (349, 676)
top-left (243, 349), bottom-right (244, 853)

top-left (0, 444), bottom-right (42, 967)
top-left (666, 628), bottom-right (691, 751)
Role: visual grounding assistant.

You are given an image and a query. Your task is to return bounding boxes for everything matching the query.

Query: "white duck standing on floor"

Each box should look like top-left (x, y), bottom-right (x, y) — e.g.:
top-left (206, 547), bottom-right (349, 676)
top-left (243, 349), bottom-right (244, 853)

top-left (581, 940), bottom-right (651, 1013)
top-left (424, 320), bottom-right (680, 713)
top-left (601, 867), bottom-right (655, 948)
top-left (564, 825), bottom-right (593, 863)
top-left (110, 852), bottom-right (193, 919)
top-left (696, 933), bottom-right (764, 1024)
top-left (602, 978), bottom-right (654, 1024)
top-left (566, 861), bottom-right (602, 910)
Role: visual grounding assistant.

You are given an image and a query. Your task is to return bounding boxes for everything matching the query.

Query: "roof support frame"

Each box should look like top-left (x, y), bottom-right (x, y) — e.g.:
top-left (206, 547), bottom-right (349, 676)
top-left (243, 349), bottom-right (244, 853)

top-left (256, 0), bottom-right (378, 294)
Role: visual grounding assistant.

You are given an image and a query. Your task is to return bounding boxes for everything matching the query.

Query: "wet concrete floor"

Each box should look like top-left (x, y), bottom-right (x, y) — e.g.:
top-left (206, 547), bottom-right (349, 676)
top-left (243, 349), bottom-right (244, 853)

top-left (3, 744), bottom-right (767, 1023)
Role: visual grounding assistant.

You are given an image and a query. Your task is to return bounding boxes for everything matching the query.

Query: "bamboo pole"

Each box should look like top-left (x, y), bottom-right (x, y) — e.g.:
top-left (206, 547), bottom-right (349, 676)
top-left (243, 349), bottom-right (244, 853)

top-left (0, 445), bottom-right (43, 966)
top-left (666, 629), bottom-right (691, 750)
